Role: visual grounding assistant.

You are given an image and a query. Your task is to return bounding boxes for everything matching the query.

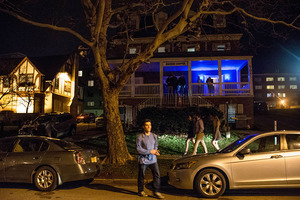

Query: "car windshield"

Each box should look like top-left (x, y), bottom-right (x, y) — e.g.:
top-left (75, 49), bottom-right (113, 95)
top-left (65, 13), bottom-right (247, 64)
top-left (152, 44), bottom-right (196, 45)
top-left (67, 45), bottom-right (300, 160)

top-left (51, 139), bottom-right (82, 150)
top-left (218, 134), bottom-right (258, 153)
top-left (33, 115), bottom-right (52, 124)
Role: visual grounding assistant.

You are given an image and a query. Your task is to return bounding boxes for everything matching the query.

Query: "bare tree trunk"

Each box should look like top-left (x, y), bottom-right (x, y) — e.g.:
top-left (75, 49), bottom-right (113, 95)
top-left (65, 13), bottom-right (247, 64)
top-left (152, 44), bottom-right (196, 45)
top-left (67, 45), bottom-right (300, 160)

top-left (101, 91), bottom-right (133, 165)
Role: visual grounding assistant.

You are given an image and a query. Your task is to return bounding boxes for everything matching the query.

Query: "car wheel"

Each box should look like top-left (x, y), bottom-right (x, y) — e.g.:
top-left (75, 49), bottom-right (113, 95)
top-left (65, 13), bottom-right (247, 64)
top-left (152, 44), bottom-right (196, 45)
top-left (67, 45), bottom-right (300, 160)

top-left (195, 169), bottom-right (226, 198)
top-left (34, 166), bottom-right (57, 191)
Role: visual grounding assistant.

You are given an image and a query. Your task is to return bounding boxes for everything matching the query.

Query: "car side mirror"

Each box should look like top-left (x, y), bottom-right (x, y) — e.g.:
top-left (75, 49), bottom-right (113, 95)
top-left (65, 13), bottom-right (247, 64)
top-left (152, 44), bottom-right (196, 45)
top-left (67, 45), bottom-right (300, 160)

top-left (237, 148), bottom-right (251, 160)
top-left (240, 148), bottom-right (251, 155)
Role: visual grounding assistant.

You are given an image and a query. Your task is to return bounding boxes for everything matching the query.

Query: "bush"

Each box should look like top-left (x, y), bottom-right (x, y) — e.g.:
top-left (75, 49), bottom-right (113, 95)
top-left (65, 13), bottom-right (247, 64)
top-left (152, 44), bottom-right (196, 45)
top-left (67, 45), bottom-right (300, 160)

top-left (136, 106), bottom-right (223, 135)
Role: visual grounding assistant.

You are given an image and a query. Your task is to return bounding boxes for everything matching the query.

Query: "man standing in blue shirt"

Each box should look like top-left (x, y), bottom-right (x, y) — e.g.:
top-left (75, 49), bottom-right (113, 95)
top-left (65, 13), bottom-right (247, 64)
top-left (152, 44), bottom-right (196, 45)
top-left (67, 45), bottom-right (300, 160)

top-left (136, 119), bottom-right (164, 199)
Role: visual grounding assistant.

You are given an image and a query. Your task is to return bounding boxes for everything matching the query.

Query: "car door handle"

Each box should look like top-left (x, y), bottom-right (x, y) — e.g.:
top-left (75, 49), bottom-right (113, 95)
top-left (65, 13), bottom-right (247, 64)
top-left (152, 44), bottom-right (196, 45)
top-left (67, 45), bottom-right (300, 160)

top-left (270, 155), bottom-right (283, 159)
top-left (33, 157), bottom-right (40, 160)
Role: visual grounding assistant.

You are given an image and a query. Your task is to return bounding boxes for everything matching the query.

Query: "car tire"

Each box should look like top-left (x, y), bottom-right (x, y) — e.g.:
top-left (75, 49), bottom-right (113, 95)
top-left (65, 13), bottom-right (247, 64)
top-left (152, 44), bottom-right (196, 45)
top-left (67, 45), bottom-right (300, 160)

top-left (34, 166), bottom-right (57, 191)
top-left (195, 169), bottom-right (226, 198)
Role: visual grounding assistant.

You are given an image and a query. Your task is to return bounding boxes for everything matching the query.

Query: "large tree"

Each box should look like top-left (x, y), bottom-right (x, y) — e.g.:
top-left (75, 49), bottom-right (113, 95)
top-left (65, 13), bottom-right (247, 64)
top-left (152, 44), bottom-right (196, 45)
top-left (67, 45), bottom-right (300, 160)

top-left (0, 0), bottom-right (299, 164)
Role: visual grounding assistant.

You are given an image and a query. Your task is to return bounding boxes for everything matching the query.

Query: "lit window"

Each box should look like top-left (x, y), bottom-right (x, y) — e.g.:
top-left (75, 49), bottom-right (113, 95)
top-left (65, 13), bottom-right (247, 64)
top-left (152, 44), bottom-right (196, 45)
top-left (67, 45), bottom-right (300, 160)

top-left (217, 44), bottom-right (225, 51)
top-left (278, 93), bottom-right (286, 97)
top-left (278, 85), bottom-right (285, 89)
top-left (78, 70), bottom-right (83, 77)
top-left (266, 77), bottom-right (274, 82)
top-left (267, 93), bottom-right (274, 98)
top-left (158, 47), bottom-right (166, 53)
top-left (254, 77), bottom-right (262, 82)
top-left (290, 85), bottom-right (298, 89)
top-left (255, 85), bottom-right (262, 90)
top-left (87, 101), bottom-right (94, 106)
top-left (88, 80), bottom-right (94, 87)
top-left (266, 85), bottom-right (274, 89)
top-left (289, 77), bottom-right (297, 81)
top-left (187, 47), bottom-right (195, 52)
top-left (129, 48), bottom-right (137, 54)
top-left (277, 77), bottom-right (285, 81)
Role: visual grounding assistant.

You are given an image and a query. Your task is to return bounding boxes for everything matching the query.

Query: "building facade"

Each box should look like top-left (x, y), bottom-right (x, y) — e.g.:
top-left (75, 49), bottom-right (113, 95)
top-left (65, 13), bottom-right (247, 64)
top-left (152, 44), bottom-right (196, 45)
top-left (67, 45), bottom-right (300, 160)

top-left (0, 53), bottom-right (83, 117)
top-left (253, 73), bottom-right (300, 109)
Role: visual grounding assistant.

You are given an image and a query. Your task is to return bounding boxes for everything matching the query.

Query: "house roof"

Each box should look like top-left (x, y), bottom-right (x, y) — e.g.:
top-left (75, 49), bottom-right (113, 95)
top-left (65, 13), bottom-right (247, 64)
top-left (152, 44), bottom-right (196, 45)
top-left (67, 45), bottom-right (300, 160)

top-left (29, 55), bottom-right (70, 80)
top-left (0, 53), bottom-right (71, 80)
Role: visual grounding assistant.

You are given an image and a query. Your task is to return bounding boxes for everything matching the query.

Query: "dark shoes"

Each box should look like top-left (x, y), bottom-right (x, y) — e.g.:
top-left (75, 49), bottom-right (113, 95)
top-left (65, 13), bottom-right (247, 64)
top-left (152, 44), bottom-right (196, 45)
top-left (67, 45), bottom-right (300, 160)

top-left (138, 191), bottom-right (148, 197)
top-left (153, 192), bottom-right (165, 199)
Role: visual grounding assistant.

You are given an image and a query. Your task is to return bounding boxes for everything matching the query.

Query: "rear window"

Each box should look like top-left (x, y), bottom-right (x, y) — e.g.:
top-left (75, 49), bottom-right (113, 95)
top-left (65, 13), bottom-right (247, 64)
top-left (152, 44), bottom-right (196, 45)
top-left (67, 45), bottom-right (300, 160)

top-left (51, 140), bottom-right (82, 150)
top-left (0, 138), bottom-right (16, 153)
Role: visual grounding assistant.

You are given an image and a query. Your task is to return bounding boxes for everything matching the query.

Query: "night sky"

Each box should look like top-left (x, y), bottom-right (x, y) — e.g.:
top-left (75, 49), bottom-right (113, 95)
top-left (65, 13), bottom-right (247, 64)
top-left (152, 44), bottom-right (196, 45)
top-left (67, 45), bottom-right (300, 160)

top-left (0, 9), bottom-right (299, 74)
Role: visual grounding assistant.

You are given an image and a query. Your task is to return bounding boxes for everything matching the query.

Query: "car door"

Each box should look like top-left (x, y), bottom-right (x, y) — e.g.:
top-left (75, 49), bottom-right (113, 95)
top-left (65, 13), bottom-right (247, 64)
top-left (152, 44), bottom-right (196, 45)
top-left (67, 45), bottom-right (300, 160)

top-left (285, 133), bottom-right (300, 184)
top-left (231, 134), bottom-right (286, 187)
top-left (5, 138), bottom-right (46, 182)
top-left (0, 138), bottom-right (16, 182)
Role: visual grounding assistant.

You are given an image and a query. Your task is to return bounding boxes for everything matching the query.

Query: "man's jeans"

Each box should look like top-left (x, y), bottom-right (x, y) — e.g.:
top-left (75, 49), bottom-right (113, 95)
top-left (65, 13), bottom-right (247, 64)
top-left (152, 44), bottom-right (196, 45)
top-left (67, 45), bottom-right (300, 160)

top-left (138, 162), bottom-right (160, 193)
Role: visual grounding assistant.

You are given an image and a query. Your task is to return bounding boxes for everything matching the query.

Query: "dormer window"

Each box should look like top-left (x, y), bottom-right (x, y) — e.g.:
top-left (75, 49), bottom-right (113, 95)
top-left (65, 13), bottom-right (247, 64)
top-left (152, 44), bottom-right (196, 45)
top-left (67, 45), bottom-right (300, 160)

top-left (212, 43), bottom-right (231, 51)
top-left (213, 14), bottom-right (226, 28)
top-left (187, 47), bottom-right (195, 52)
top-left (158, 47), bottom-right (166, 53)
top-left (129, 48), bottom-right (137, 54)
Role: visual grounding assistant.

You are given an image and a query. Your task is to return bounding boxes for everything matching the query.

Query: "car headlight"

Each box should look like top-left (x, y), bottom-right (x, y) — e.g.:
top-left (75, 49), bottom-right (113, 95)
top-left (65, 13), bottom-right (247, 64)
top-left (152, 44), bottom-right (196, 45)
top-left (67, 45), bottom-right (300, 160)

top-left (174, 161), bottom-right (197, 170)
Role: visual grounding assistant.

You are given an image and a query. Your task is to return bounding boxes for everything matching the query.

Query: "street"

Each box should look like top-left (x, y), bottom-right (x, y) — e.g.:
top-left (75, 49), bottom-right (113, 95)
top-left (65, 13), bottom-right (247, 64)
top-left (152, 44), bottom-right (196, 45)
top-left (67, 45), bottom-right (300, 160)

top-left (1, 180), bottom-right (300, 200)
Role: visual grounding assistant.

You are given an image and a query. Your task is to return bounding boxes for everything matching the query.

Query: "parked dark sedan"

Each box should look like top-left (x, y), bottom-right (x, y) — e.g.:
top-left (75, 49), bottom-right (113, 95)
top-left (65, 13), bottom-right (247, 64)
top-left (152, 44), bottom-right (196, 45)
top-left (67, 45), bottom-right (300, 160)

top-left (0, 135), bottom-right (101, 191)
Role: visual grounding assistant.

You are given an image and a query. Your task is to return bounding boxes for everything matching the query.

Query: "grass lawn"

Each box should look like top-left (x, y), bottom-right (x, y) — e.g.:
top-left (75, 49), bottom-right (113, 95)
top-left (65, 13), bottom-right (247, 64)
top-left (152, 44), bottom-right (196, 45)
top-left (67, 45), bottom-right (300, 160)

top-left (75, 132), bottom-right (240, 179)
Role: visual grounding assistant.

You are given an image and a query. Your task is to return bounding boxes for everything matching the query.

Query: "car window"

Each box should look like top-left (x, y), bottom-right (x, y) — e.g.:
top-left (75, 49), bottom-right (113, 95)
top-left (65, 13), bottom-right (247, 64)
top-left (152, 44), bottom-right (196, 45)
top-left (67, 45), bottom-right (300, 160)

top-left (245, 135), bottom-right (280, 153)
top-left (286, 134), bottom-right (300, 150)
top-left (51, 139), bottom-right (81, 150)
top-left (0, 138), bottom-right (16, 153)
top-left (13, 139), bottom-right (43, 152)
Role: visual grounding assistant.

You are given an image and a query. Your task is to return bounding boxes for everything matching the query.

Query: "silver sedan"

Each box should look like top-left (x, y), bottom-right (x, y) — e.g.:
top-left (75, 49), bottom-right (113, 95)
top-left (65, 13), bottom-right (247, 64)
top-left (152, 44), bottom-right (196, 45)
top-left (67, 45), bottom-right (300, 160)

top-left (168, 131), bottom-right (300, 198)
top-left (0, 135), bottom-right (101, 191)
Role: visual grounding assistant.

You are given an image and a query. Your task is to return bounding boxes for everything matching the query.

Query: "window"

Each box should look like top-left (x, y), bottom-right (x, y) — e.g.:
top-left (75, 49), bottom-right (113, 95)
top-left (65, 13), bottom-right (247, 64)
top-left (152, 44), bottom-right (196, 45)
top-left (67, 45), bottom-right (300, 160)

top-left (213, 14), bottom-right (226, 28)
top-left (286, 134), bottom-right (300, 150)
top-left (266, 77), bottom-right (274, 82)
top-left (290, 85), bottom-right (298, 89)
top-left (289, 77), bottom-right (297, 81)
top-left (88, 80), bottom-right (94, 87)
top-left (278, 85), bottom-right (285, 89)
top-left (278, 93), bottom-right (286, 97)
top-left (256, 93), bottom-right (262, 98)
top-left (255, 85), bottom-right (262, 90)
top-left (78, 70), bottom-right (83, 77)
top-left (158, 47), bottom-right (166, 53)
top-left (277, 77), bottom-right (285, 81)
top-left (129, 48), bottom-right (137, 54)
top-left (0, 138), bottom-right (15, 153)
top-left (87, 101), bottom-right (94, 106)
top-left (87, 91), bottom-right (94, 97)
top-left (266, 85), bottom-right (274, 89)
top-left (267, 93), bottom-right (275, 98)
top-left (187, 47), bottom-right (195, 52)
top-left (64, 81), bottom-right (71, 92)
top-left (212, 43), bottom-right (231, 51)
top-left (3, 77), bottom-right (10, 88)
top-left (13, 139), bottom-right (43, 152)
top-left (244, 135), bottom-right (280, 153)
top-left (254, 77), bottom-right (262, 82)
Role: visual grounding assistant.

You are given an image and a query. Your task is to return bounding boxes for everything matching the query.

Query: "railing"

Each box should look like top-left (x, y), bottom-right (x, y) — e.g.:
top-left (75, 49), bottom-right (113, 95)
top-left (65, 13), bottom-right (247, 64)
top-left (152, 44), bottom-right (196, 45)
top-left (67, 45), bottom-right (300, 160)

top-left (121, 82), bottom-right (251, 97)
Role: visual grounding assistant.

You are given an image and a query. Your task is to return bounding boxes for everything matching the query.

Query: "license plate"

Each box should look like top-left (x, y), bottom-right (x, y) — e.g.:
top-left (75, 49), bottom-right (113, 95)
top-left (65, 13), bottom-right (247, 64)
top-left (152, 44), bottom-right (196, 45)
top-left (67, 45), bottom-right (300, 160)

top-left (91, 156), bottom-right (97, 163)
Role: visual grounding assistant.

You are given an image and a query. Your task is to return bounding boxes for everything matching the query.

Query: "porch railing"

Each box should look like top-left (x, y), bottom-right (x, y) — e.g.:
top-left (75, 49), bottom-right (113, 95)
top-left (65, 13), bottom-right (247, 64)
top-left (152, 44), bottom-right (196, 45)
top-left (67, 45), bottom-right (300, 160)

top-left (121, 82), bottom-right (251, 97)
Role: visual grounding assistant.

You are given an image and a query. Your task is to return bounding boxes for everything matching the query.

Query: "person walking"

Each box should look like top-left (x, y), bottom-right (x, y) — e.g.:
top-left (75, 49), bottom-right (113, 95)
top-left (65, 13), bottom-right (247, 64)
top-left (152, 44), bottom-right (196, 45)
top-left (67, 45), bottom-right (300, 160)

top-left (210, 114), bottom-right (222, 151)
top-left (192, 113), bottom-right (208, 155)
top-left (183, 115), bottom-right (195, 156)
top-left (136, 119), bottom-right (164, 199)
top-left (45, 117), bottom-right (58, 137)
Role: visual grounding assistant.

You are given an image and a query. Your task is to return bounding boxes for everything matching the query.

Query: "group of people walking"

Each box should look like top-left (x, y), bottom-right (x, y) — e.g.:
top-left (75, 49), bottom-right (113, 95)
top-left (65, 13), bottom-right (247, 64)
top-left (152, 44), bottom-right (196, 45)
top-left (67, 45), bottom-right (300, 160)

top-left (135, 115), bottom-right (222, 198)
top-left (184, 113), bottom-right (221, 155)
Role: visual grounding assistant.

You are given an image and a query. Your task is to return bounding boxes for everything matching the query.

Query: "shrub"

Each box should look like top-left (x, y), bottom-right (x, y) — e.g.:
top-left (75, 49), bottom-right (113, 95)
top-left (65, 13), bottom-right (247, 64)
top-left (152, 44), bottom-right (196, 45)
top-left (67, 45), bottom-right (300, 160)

top-left (136, 106), bottom-right (223, 135)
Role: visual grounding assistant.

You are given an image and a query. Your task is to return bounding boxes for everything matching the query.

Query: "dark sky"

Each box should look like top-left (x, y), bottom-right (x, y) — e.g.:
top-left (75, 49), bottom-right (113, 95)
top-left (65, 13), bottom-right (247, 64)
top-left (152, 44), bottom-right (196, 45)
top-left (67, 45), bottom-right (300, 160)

top-left (0, 10), bottom-right (299, 74)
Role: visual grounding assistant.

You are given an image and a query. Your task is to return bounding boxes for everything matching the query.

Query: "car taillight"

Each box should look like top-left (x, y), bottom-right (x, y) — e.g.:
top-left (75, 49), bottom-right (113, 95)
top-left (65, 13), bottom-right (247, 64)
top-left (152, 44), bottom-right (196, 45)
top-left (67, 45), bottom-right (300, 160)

top-left (74, 152), bottom-right (86, 164)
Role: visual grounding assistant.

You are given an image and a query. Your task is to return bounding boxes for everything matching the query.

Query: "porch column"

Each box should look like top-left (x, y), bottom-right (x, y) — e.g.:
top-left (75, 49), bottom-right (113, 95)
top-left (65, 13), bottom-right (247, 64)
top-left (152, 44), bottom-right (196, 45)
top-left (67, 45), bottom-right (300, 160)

top-left (218, 59), bottom-right (222, 96)
top-left (160, 61), bottom-right (163, 106)
top-left (248, 58), bottom-right (253, 96)
top-left (131, 73), bottom-right (135, 97)
top-left (188, 60), bottom-right (192, 106)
